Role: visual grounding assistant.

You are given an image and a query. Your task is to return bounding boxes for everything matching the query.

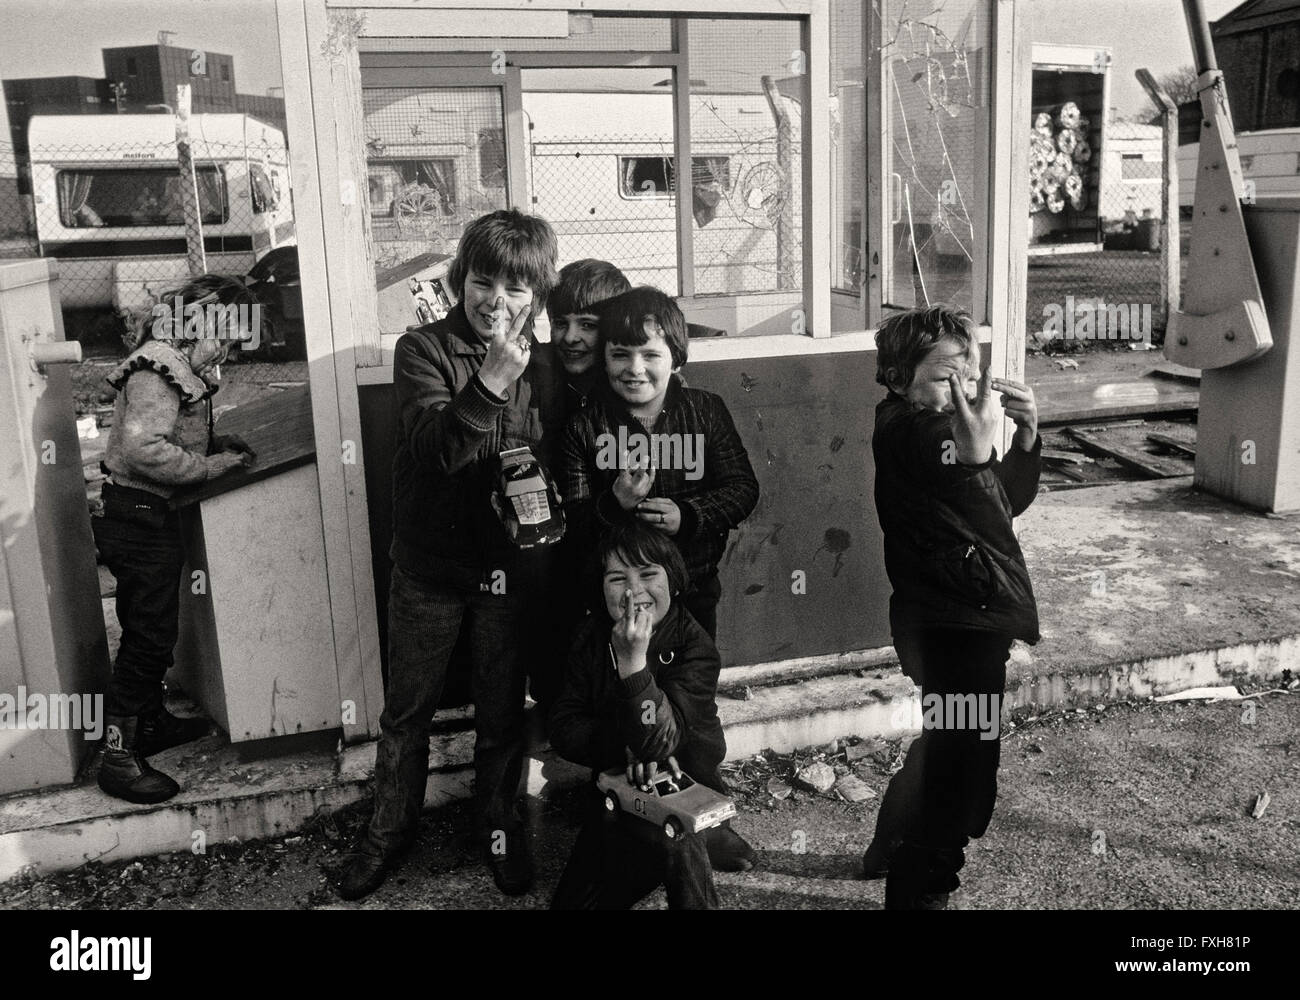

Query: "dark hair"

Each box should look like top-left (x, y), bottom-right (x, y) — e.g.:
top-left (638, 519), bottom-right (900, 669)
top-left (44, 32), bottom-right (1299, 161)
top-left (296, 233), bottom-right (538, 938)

top-left (132, 272), bottom-right (261, 348)
top-left (548, 258), bottom-right (631, 320)
top-left (587, 521), bottom-right (690, 617)
top-left (874, 305), bottom-right (976, 392)
top-left (447, 208), bottom-right (559, 310)
top-left (595, 285), bottom-right (689, 368)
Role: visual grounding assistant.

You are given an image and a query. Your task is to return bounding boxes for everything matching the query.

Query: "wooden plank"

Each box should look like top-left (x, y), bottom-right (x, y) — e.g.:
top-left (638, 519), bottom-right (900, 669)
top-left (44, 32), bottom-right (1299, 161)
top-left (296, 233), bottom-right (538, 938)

top-left (988, 0), bottom-right (1031, 454)
top-left (1145, 361), bottom-right (1201, 384)
top-left (173, 386), bottom-right (316, 507)
top-left (357, 9), bottom-right (569, 37)
top-left (1064, 427), bottom-right (1191, 478)
top-left (672, 18), bottom-right (694, 300)
top-left (277, 0), bottom-right (385, 743)
top-left (1146, 432), bottom-right (1197, 458)
top-left (805, 1), bottom-right (831, 337)
top-left (328, 0), bottom-right (812, 12)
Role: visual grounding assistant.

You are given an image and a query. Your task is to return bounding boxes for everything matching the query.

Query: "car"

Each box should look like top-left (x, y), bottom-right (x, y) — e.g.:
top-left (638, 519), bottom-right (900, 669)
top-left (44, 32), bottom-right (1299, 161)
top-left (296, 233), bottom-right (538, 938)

top-left (491, 446), bottom-right (565, 548)
top-left (596, 766), bottom-right (737, 840)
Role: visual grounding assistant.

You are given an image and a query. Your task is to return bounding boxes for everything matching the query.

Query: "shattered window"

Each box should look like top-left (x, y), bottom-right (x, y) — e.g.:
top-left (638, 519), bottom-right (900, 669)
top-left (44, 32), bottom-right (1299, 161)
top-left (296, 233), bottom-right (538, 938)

top-left (880, 0), bottom-right (991, 319)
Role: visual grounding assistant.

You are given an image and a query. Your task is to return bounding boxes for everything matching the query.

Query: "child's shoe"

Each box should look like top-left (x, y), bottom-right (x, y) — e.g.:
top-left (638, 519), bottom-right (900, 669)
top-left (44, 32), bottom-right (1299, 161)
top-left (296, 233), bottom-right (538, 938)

top-left (484, 827), bottom-right (533, 896)
top-left (705, 821), bottom-right (757, 872)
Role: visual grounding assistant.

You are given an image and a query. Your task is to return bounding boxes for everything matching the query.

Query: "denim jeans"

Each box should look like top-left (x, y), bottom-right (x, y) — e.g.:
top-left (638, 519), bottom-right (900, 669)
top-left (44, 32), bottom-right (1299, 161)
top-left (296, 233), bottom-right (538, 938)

top-left (367, 565), bottom-right (529, 854)
top-left (551, 790), bottom-right (719, 910)
top-left (874, 629), bottom-right (1010, 897)
top-left (92, 485), bottom-right (186, 719)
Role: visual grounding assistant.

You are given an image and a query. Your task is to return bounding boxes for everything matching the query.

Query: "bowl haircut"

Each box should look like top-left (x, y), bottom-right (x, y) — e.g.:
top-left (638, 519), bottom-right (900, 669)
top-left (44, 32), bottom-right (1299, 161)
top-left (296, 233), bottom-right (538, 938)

top-left (447, 208), bottom-right (559, 311)
top-left (548, 258), bottom-right (632, 320)
top-left (595, 285), bottom-right (689, 369)
top-left (873, 304), bottom-right (976, 392)
top-left (587, 521), bottom-right (691, 617)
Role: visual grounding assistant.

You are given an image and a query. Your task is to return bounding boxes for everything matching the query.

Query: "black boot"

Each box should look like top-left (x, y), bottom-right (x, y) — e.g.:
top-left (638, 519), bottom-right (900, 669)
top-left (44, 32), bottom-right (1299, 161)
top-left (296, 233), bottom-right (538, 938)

top-left (137, 707), bottom-right (209, 757)
top-left (98, 716), bottom-right (180, 804)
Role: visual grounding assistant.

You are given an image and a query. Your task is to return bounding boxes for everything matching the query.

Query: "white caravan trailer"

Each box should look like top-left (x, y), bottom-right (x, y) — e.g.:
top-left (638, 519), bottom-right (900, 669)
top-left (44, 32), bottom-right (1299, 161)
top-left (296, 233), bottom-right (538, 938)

top-left (1177, 127), bottom-right (1300, 209)
top-left (363, 89), bottom-right (803, 297)
top-left (28, 113), bottom-right (295, 308)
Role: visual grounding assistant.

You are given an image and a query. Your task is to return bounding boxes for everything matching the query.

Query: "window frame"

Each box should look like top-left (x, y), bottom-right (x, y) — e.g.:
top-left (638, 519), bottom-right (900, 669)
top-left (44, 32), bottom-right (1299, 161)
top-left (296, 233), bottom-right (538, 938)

top-left (54, 164), bottom-right (230, 229)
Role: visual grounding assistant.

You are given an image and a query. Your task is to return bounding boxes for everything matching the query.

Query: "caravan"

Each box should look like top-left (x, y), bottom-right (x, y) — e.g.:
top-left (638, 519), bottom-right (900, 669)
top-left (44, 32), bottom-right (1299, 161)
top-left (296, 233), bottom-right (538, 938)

top-left (28, 113), bottom-right (295, 309)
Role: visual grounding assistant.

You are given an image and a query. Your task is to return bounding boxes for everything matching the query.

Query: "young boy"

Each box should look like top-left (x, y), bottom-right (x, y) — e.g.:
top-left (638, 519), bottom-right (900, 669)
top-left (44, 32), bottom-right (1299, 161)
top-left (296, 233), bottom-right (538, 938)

top-left (864, 305), bottom-right (1041, 910)
top-left (338, 209), bottom-right (561, 901)
top-left (549, 522), bottom-right (724, 909)
top-left (527, 259), bottom-right (634, 717)
top-left (559, 285), bottom-right (759, 872)
top-left (549, 258), bottom-right (631, 414)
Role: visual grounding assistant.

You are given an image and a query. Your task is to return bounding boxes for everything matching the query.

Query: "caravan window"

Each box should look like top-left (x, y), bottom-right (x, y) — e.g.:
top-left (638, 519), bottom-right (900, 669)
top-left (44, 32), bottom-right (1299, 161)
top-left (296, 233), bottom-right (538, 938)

top-left (55, 166), bottom-right (229, 228)
top-left (618, 156), bottom-right (730, 200)
top-left (249, 163), bottom-right (279, 214)
top-left (367, 160), bottom-right (457, 219)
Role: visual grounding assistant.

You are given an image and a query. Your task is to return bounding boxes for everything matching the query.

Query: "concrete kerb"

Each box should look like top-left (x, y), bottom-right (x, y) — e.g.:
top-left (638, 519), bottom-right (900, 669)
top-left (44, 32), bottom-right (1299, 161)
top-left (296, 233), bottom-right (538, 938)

top-left (2, 633), bottom-right (1296, 884)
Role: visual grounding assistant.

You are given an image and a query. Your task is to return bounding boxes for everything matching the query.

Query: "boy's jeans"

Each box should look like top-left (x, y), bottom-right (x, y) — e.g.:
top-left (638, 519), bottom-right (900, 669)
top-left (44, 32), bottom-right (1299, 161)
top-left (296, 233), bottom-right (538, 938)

top-left (366, 565), bottom-right (529, 855)
top-left (550, 790), bottom-right (719, 909)
top-left (92, 486), bottom-right (186, 719)
top-left (875, 628), bottom-right (1010, 899)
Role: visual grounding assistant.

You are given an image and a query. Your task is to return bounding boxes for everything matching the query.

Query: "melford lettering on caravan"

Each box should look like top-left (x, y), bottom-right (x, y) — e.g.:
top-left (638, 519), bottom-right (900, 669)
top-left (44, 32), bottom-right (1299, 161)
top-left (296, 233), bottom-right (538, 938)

top-left (0, 687), bottom-right (103, 740)
top-left (50, 932), bottom-right (152, 981)
top-left (595, 426), bottom-right (705, 480)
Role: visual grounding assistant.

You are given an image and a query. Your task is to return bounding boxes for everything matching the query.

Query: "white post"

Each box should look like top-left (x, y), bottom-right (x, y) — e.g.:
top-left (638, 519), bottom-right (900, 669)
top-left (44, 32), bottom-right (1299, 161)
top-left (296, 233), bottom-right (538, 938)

top-left (175, 84), bottom-right (207, 276)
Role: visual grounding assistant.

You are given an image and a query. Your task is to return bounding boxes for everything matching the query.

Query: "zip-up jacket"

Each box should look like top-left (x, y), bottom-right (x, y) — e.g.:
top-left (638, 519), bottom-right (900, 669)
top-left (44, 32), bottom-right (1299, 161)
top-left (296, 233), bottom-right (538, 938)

top-left (559, 375), bottom-right (759, 586)
top-left (390, 302), bottom-right (562, 589)
top-left (549, 602), bottom-right (727, 792)
top-left (873, 392), bottom-right (1042, 643)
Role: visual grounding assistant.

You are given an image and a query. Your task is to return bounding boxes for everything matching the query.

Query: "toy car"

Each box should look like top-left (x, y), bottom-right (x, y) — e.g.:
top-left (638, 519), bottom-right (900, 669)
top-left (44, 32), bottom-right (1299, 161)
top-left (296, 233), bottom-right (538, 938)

top-left (491, 446), bottom-right (565, 548)
top-left (596, 766), bottom-right (737, 840)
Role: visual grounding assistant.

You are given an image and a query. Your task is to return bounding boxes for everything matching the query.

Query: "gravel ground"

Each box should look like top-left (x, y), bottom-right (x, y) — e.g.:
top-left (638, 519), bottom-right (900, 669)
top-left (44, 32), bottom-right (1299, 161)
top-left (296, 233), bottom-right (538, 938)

top-left (3, 694), bottom-right (1294, 911)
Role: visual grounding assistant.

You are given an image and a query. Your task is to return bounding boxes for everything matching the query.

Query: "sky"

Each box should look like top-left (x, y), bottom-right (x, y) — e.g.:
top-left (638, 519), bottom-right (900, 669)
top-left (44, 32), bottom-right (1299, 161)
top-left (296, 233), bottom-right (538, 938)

top-left (1030, 0), bottom-right (1242, 116)
top-left (0, 0), bottom-right (1248, 114)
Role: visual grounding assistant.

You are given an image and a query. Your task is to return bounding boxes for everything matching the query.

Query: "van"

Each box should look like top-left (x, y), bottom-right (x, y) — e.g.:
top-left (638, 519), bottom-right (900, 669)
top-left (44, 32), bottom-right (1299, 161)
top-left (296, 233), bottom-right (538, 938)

top-left (28, 113), bottom-right (295, 309)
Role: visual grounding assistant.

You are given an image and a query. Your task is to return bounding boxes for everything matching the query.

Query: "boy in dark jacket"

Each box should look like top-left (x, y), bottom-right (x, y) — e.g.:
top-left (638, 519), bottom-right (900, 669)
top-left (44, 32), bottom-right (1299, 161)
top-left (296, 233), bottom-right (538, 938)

top-left (558, 285), bottom-right (759, 872)
top-left (549, 522), bottom-right (724, 909)
top-left (863, 305), bottom-right (1041, 910)
top-left (338, 209), bottom-right (561, 901)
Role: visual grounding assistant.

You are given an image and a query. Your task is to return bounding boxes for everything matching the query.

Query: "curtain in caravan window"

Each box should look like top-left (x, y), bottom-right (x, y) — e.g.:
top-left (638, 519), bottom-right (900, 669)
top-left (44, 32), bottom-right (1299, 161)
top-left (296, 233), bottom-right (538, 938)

top-left (57, 171), bottom-right (96, 227)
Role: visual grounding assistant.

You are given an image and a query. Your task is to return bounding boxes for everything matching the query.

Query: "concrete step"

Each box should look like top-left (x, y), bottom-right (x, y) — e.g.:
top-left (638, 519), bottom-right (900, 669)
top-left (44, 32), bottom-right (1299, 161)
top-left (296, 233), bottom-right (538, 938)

top-left (2, 631), bottom-right (1295, 883)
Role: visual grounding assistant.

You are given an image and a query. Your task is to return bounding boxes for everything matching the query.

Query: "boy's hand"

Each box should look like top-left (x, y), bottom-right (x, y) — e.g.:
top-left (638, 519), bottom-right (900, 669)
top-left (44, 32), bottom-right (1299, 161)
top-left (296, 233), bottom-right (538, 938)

top-left (949, 367), bottom-right (1001, 465)
top-left (992, 377), bottom-right (1039, 452)
top-left (612, 453), bottom-right (655, 510)
top-left (478, 297), bottom-right (532, 397)
top-left (635, 497), bottom-right (681, 535)
top-left (610, 588), bottom-right (652, 677)
top-left (626, 751), bottom-right (682, 790)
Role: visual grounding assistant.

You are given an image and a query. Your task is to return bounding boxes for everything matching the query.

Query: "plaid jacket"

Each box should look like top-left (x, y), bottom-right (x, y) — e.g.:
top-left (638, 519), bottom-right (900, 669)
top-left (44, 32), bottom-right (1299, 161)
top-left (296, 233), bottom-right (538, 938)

top-left (559, 374), bottom-right (759, 585)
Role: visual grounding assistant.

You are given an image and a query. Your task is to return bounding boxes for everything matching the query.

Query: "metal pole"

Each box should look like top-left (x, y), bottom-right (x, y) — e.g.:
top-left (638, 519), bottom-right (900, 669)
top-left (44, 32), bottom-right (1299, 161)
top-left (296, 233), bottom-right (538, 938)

top-left (1183, 0), bottom-right (1218, 74)
top-left (1137, 68), bottom-right (1181, 330)
top-left (762, 74), bottom-right (794, 291)
top-left (175, 84), bottom-right (206, 276)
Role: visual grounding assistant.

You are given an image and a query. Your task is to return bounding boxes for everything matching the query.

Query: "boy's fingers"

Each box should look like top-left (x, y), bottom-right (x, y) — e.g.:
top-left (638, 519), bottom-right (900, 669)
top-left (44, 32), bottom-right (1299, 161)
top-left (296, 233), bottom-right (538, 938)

top-left (508, 303), bottom-right (532, 339)
top-left (976, 366), bottom-right (993, 403)
top-left (667, 755), bottom-right (682, 779)
top-left (949, 374), bottom-right (971, 417)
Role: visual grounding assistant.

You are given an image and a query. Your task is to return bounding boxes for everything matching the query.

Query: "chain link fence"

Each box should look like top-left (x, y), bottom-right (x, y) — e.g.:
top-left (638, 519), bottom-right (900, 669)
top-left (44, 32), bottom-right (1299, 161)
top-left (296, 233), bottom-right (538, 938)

top-left (0, 122), bottom-right (294, 348)
top-left (1027, 109), bottom-right (1171, 348)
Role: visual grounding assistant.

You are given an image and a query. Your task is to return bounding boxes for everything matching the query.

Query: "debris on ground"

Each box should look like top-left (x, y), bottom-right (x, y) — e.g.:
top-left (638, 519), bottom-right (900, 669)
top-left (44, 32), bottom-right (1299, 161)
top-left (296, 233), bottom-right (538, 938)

top-left (834, 775), bottom-right (877, 803)
top-left (794, 762), bottom-right (836, 794)
top-left (1251, 791), bottom-right (1270, 819)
